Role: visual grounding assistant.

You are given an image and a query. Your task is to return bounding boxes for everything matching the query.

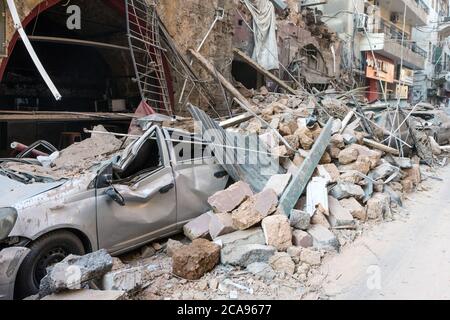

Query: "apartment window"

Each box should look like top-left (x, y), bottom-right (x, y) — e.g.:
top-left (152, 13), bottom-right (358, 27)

top-left (0, 0), bottom-right (6, 57)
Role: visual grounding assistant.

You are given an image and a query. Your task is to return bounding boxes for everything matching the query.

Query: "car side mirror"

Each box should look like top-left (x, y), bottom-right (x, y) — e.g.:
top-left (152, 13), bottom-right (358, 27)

top-left (96, 164), bottom-right (113, 189)
top-left (105, 187), bottom-right (125, 206)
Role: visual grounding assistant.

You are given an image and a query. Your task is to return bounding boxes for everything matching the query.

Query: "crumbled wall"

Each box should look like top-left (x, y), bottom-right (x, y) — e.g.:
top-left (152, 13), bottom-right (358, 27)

top-left (157, 0), bottom-right (236, 114)
top-left (1, 0), bottom-right (343, 115)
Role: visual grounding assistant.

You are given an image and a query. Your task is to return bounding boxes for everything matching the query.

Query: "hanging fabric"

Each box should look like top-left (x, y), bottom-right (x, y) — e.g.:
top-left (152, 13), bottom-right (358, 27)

top-left (243, 0), bottom-right (279, 71)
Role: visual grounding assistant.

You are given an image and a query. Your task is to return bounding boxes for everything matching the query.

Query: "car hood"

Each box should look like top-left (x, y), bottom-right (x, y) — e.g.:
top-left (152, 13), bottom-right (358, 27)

top-left (0, 175), bottom-right (66, 207)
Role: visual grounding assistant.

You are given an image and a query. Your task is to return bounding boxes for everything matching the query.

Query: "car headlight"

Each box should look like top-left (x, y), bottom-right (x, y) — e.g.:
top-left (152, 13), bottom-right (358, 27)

top-left (0, 208), bottom-right (18, 240)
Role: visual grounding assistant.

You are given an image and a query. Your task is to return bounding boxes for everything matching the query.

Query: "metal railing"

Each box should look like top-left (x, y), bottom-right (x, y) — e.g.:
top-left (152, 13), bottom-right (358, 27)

top-left (377, 20), bottom-right (427, 59)
top-left (414, 0), bottom-right (430, 14)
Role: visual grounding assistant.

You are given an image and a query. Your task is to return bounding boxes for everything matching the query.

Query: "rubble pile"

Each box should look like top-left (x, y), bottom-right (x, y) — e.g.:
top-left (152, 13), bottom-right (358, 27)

top-left (156, 87), bottom-right (446, 289)
top-left (27, 87), bottom-right (449, 300)
top-left (2, 125), bottom-right (123, 180)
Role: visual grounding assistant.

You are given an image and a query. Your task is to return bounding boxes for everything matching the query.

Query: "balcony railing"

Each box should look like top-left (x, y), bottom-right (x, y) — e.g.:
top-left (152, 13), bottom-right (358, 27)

top-left (414, 0), bottom-right (430, 14)
top-left (377, 20), bottom-right (428, 59)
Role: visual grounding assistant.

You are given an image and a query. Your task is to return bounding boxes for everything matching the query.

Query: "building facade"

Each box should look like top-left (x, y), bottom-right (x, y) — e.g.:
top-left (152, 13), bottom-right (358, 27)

top-left (320, 0), bottom-right (447, 104)
top-left (412, 0), bottom-right (450, 105)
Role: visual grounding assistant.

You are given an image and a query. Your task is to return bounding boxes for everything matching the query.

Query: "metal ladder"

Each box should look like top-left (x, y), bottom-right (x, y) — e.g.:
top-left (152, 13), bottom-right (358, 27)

top-left (126, 0), bottom-right (173, 115)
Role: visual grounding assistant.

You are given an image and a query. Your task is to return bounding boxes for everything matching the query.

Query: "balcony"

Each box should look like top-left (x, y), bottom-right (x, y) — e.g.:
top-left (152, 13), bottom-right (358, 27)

top-left (361, 20), bottom-right (426, 69)
top-left (376, 0), bottom-right (429, 27)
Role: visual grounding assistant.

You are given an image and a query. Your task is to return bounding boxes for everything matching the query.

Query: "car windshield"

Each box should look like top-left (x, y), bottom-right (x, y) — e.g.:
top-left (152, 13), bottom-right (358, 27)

top-left (0, 159), bottom-right (62, 184)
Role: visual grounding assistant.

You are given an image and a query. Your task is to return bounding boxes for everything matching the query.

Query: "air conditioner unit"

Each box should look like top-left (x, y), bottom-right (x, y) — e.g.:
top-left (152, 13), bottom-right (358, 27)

top-left (390, 13), bottom-right (400, 24)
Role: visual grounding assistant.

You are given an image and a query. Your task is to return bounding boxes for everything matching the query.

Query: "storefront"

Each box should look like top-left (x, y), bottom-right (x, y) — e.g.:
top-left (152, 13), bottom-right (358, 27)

top-left (366, 52), bottom-right (395, 102)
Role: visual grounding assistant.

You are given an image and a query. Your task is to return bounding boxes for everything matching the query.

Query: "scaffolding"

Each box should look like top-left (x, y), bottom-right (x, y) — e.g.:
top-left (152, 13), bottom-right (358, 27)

top-left (126, 0), bottom-right (173, 115)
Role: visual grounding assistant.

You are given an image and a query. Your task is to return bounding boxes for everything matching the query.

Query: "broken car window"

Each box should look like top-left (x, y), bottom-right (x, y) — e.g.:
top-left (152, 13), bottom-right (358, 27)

top-left (113, 132), bottom-right (163, 181)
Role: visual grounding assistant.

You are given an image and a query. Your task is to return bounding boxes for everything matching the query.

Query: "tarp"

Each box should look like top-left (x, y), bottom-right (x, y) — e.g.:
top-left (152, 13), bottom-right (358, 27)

top-left (243, 0), bottom-right (279, 71)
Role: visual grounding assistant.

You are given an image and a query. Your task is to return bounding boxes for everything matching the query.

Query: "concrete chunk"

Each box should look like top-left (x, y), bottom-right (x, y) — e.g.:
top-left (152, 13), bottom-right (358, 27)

top-left (289, 209), bottom-right (310, 230)
top-left (232, 189), bottom-right (278, 230)
top-left (404, 164), bottom-right (421, 185)
top-left (338, 146), bottom-right (359, 164)
top-left (221, 244), bottom-right (276, 267)
top-left (328, 196), bottom-right (355, 228)
top-left (392, 157), bottom-right (412, 169)
top-left (101, 266), bottom-right (144, 293)
top-left (350, 144), bottom-right (382, 169)
top-left (307, 225), bottom-right (339, 251)
top-left (338, 170), bottom-right (363, 184)
top-left (339, 156), bottom-right (371, 175)
top-left (339, 197), bottom-right (367, 220)
top-left (330, 134), bottom-right (345, 148)
top-left (371, 162), bottom-right (397, 181)
top-left (401, 177), bottom-right (415, 193)
top-left (216, 228), bottom-right (265, 250)
top-left (263, 173), bottom-right (292, 197)
top-left (269, 252), bottom-right (295, 275)
top-left (208, 181), bottom-right (253, 213)
top-left (172, 239), bottom-right (220, 280)
top-left (166, 239), bottom-right (184, 257)
top-left (366, 192), bottom-right (391, 220)
top-left (342, 133), bottom-right (357, 145)
top-left (300, 249), bottom-right (322, 265)
top-left (317, 164), bottom-right (340, 183)
top-left (183, 211), bottom-right (214, 240)
top-left (39, 249), bottom-right (113, 298)
top-left (292, 230), bottom-right (313, 248)
top-left (330, 182), bottom-right (365, 200)
top-left (331, 119), bottom-right (342, 134)
top-left (261, 214), bottom-right (292, 251)
top-left (246, 262), bottom-right (276, 280)
top-left (209, 213), bottom-right (236, 239)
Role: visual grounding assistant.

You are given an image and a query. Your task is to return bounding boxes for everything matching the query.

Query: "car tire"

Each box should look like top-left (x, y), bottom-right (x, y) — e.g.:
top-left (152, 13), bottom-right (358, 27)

top-left (14, 231), bottom-right (85, 300)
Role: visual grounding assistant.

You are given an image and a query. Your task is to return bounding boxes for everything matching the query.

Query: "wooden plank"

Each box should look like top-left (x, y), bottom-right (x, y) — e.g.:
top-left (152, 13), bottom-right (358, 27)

top-left (233, 48), bottom-right (298, 95)
top-left (0, 111), bottom-right (133, 122)
top-left (363, 138), bottom-right (400, 156)
top-left (189, 49), bottom-right (254, 110)
top-left (26, 36), bottom-right (129, 51)
top-left (219, 113), bottom-right (254, 129)
top-left (339, 111), bottom-right (355, 134)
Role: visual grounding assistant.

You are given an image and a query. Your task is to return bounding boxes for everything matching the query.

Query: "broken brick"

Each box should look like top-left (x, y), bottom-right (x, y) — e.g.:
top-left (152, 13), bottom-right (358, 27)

top-left (208, 181), bottom-right (253, 213)
top-left (183, 211), bottom-right (214, 240)
top-left (328, 196), bottom-right (355, 228)
top-left (261, 214), bottom-right (292, 251)
top-left (232, 189), bottom-right (278, 230)
top-left (172, 239), bottom-right (220, 280)
top-left (209, 213), bottom-right (236, 239)
top-left (292, 230), bottom-right (313, 248)
top-left (339, 197), bottom-right (366, 220)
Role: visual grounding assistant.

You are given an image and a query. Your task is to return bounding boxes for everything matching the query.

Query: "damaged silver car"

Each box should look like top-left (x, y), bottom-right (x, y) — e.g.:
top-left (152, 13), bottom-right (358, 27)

top-left (0, 125), bottom-right (229, 299)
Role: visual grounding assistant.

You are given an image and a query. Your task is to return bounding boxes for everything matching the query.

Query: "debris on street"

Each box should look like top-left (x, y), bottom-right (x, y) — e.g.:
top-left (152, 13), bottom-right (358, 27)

top-left (1, 0), bottom-right (450, 302)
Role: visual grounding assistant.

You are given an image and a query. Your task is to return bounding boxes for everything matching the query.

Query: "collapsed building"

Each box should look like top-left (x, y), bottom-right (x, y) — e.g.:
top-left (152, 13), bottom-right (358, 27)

top-left (0, 0), bottom-right (341, 156)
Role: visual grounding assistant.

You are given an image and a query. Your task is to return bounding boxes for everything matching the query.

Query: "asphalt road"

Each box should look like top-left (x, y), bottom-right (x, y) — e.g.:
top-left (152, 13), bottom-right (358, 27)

top-left (311, 165), bottom-right (450, 300)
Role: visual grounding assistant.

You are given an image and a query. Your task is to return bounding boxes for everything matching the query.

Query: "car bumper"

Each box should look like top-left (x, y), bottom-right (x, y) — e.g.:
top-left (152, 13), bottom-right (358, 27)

top-left (0, 247), bottom-right (30, 300)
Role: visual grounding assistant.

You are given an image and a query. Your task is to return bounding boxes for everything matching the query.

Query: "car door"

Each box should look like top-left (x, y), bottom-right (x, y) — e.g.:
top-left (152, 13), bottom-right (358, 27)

top-left (163, 129), bottom-right (229, 226)
top-left (95, 126), bottom-right (177, 254)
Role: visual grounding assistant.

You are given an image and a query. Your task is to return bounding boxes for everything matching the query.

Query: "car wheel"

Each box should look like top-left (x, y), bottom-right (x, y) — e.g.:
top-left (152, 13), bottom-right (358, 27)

top-left (14, 231), bottom-right (85, 299)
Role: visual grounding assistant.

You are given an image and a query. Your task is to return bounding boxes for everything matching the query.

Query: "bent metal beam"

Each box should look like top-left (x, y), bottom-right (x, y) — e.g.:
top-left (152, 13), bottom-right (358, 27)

top-left (5, 0), bottom-right (62, 100)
